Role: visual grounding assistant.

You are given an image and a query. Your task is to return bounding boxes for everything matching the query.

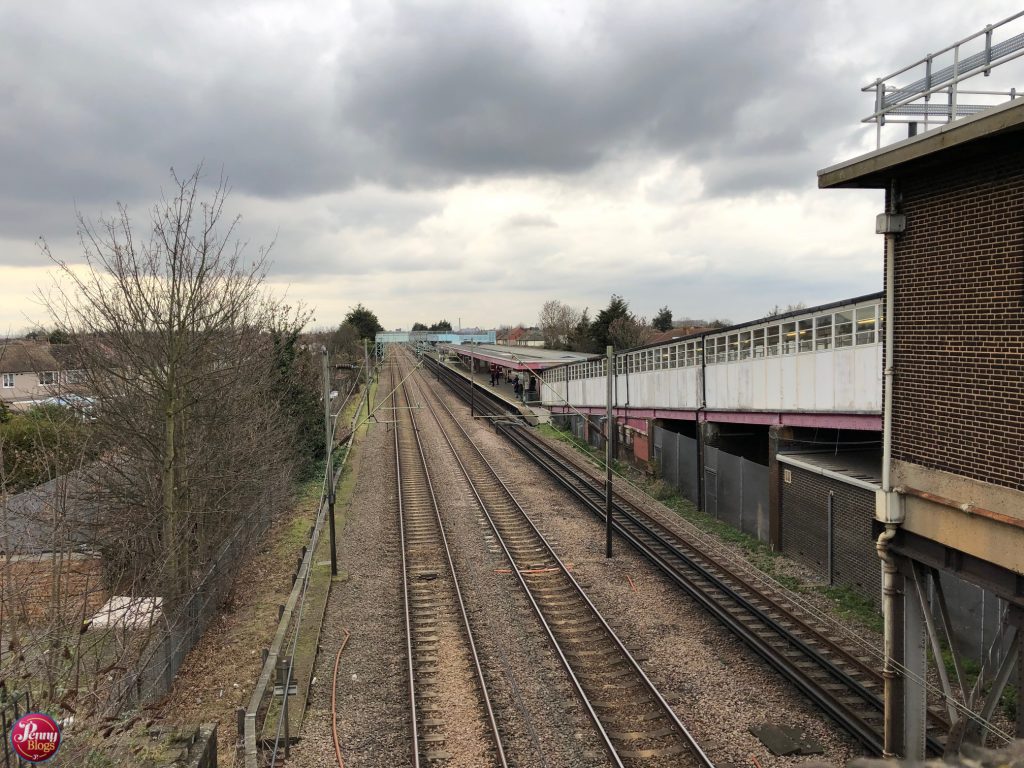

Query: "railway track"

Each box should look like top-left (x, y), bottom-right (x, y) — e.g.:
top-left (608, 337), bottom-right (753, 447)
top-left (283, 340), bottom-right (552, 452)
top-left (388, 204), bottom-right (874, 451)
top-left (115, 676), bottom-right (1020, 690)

top-left (402, 348), bottom-right (714, 768)
top-left (389, 354), bottom-right (508, 767)
top-left (419, 350), bottom-right (949, 757)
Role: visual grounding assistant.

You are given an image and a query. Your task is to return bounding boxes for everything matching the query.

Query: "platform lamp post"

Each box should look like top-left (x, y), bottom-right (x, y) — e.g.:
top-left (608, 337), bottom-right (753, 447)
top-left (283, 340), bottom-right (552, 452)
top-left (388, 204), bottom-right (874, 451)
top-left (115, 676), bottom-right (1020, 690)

top-left (605, 344), bottom-right (614, 558)
top-left (321, 346), bottom-right (338, 576)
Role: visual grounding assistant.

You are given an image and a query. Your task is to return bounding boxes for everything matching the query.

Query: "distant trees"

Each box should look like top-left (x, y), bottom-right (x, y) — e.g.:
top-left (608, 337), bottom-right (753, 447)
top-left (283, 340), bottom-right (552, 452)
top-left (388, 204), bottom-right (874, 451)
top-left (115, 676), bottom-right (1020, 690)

top-left (765, 302), bottom-right (807, 318)
top-left (327, 321), bottom-right (363, 363)
top-left (345, 303), bottom-right (383, 340)
top-left (608, 315), bottom-right (656, 350)
top-left (653, 306), bottom-right (673, 332)
top-left (539, 295), bottom-right (732, 352)
top-left (538, 300), bottom-right (583, 350)
top-left (408, 320), bottom-right (451, 332)
top-left (567, 309), bottom-right (593, 352)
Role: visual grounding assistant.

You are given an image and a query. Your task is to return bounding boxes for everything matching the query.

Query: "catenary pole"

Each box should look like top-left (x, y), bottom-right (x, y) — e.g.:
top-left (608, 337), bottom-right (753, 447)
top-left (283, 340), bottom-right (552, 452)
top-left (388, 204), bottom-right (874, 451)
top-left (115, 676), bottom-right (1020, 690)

top-left (322, 346), bottom-right (338, 576)
top-left (605, 344), bottom-right (614, 558)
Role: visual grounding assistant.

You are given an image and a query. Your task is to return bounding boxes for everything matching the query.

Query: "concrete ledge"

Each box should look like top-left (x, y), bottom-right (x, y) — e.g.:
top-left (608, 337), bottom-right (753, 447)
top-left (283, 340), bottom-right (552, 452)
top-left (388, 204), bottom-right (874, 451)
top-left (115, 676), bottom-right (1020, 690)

top-left (894, 459), bottom-right (1024, 575)
top-left (818, 98), bottom-right (1024, 189)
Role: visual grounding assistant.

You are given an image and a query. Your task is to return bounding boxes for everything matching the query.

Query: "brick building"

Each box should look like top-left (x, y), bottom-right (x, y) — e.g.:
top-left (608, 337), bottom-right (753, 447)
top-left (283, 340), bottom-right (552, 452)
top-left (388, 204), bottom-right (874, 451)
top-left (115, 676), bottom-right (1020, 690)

top-left (820, 96), bottom-right (1024, 756)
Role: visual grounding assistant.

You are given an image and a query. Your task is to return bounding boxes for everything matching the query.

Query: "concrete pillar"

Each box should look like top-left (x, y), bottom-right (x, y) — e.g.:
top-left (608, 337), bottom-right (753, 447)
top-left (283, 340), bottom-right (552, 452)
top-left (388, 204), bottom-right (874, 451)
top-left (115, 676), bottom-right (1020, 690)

top-left (767, 425), bottom-right (794, 551)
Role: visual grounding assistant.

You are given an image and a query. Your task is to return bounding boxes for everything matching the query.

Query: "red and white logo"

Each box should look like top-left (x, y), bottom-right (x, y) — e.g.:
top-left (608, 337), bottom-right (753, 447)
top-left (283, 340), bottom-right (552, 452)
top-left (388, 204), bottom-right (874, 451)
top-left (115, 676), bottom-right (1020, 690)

top-left (9, 713), bottom-right (62, 763)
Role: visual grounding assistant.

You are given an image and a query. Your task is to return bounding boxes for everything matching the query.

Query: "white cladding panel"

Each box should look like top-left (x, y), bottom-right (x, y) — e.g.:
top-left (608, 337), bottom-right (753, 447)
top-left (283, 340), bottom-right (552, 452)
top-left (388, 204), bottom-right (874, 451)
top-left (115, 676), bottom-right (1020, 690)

top-left (539, 298), bottom-right (883, 414)
top-left (765, 358), bottom-right (782, 409)
top-left (796, 355), bottom-right (816, 409)
top-left (548, 345), bottom-right (881, 413)
top-left (814, 352), bottom-right (834, 410)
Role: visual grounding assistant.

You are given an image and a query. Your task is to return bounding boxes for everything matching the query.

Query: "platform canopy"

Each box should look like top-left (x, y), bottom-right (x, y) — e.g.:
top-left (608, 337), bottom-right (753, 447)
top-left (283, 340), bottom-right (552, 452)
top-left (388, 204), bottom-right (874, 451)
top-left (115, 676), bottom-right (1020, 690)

top-left (444, 344), bottom-right (593, 372)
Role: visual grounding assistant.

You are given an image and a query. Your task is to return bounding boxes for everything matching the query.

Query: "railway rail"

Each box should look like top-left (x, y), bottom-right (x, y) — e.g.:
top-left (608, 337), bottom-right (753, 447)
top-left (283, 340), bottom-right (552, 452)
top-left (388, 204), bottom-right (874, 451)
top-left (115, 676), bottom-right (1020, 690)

top-left (389, 355), bottom-right (509, 767)
top-left (402, 347), bottom-right (714, 768)
top-left (419, 350), bottom-right (949, 757)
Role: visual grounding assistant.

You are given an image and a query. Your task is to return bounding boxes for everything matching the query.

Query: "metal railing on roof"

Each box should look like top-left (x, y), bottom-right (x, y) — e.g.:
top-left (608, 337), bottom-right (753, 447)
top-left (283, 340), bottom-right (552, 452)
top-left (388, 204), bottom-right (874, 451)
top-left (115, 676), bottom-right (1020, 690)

top-left (864, 11), bottom-right (1024, 147)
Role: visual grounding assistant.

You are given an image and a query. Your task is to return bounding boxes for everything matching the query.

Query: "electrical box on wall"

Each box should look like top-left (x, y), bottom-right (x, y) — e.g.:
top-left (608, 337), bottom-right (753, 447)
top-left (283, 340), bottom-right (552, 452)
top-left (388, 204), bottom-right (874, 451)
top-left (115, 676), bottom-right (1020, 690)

top-left (875, 212), bottom-right (906, 234)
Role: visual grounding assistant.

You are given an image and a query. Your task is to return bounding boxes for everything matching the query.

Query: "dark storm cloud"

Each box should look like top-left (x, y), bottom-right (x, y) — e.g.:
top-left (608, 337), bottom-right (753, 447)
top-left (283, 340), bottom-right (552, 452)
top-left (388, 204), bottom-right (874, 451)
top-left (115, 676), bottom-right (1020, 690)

top-left (0, 0), bottom-right (976, 262)
top-left (340, 1), bottom-right (852, 194)
top-left (0, 1), bottom-right (359, 240)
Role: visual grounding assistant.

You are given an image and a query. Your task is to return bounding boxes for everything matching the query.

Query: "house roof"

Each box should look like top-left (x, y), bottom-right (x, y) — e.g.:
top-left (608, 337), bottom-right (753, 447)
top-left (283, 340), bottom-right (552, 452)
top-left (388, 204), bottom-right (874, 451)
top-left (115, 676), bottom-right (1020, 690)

top-left (0, 342), bottom-right (60, 374)
top-left (647, 325), bottom-right (707, 346)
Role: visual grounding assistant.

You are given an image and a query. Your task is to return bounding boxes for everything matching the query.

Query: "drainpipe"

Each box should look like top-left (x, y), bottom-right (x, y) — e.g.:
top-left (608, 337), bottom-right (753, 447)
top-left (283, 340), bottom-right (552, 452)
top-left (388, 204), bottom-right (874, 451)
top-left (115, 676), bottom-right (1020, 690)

top-left (877, 523), bottom-right (899, 757)
top-left (880, 183), bottom-right (900, 497)
top-left (876, 180), bottom-right (906, 758)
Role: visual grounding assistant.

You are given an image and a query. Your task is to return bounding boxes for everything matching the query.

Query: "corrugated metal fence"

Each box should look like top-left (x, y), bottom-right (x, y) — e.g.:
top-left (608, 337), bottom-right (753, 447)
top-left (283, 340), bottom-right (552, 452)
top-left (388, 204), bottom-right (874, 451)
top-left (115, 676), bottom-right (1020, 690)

top-left (654, 427), bottom-right (769, 543)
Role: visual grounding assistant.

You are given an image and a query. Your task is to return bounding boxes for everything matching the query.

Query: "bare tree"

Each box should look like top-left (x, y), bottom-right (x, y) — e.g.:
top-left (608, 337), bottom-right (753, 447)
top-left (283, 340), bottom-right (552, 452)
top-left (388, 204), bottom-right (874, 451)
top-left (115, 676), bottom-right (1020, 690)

top-left (25, 166), bottom-right (317, 716)
top-left (608, 315), bottom-right (656, 350)
top-left (538, 300), bottom-right (582, 350)
top-left (765, 302), bottom-right (807, 318)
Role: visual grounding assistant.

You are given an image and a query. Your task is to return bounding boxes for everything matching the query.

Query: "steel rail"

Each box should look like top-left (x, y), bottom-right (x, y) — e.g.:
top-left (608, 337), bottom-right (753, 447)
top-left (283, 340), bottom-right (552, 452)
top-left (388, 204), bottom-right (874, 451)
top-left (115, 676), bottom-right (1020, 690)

top-left (507, 425), bottom-right (887, 751)
top-left (391, 359), bottom-right (422, 768)
top-left (499, 411), bottom-right (951, 756)
top-left (420, 352), bottom-right (944, 756)
top-left (407, 348), bottom-right (714, 768)
top-left (392, 352), bottom-right (509, 768)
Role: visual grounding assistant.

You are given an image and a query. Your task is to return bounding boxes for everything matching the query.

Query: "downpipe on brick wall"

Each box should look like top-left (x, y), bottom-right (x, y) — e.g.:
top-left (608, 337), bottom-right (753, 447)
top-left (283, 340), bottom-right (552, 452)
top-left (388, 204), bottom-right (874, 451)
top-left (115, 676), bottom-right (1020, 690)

top-left (877, 523), bottom-right (900, 758)
top-left (878, 180), bottom-right (907, 758)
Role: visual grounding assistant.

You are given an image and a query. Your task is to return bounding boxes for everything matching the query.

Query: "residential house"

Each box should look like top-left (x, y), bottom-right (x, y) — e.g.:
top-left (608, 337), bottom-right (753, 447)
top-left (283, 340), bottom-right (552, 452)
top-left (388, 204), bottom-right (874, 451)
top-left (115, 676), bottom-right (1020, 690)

top-left (0, 341), bottom-right (84, 410)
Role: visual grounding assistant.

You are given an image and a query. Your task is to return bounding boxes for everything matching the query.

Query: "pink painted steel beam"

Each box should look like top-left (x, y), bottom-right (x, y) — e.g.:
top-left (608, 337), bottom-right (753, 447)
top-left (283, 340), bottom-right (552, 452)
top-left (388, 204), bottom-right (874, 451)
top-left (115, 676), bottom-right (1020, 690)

top-left (548, 405), bottom-right (881, 431)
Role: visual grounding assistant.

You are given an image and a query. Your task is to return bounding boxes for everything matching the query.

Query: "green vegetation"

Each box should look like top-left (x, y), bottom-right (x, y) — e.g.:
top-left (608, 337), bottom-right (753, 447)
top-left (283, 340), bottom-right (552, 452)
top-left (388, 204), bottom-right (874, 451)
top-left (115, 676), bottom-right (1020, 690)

top-left (0, 403), bottom-right (94, 493)
top-left (345, 303), bottom-right (384, 341)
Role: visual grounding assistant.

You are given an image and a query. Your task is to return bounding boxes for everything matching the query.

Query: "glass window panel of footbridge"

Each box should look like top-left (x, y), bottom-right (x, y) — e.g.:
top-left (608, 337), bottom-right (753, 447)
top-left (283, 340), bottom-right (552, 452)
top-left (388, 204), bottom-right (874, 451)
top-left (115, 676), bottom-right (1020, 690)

top-left (797, 319), bottom-right (814, 353)
top-left (856, 305), bottom-right (877, 345)
top-left (780, 322), bottom-right (796, 354)
top-left (766, 325), bottom-right (780, 356)
top-left (752, 328), bottom-right (765, 358)
top-left (726, 333), bottom-right (739, 362)
top-left (835, 311), bottom-right (854, 348)
top-left (815, 314), bottom-right (833, 351)
top-left (739, 330), bottom-right (752, 360)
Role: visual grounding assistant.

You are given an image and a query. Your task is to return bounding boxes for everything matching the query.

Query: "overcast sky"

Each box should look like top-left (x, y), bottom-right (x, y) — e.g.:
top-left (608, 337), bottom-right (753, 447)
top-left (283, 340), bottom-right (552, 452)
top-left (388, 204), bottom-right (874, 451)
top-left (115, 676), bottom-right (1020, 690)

top-left (2, 1), bottom-right (1022, 334)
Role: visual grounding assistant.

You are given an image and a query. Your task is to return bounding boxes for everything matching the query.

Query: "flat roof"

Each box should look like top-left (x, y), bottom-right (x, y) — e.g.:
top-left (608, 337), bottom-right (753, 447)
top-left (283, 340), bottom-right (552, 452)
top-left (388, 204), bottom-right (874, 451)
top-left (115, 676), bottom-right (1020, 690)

top-left (777, 451), bottom-right (881, 492)
top-left (444, 344), bottom-right (592, 371)
top-left (818, 97), bottom-right (1024, 189)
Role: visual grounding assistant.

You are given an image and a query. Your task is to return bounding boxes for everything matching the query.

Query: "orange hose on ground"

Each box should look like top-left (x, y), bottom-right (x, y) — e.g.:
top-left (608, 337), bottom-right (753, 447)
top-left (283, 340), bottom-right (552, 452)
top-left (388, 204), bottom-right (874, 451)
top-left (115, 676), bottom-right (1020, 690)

top-left (626, 574), bottom-right (638, 593)
top-left (751, 754), bottom-right (764, 768)
top-left (332, 628), bottom-right (352, 768)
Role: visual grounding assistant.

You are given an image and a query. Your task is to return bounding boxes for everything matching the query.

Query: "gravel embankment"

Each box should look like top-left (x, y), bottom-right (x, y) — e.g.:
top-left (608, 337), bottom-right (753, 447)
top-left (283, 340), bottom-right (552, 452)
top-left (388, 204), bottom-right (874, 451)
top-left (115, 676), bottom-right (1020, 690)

top-left (292, 362), bottom-right (866, 767)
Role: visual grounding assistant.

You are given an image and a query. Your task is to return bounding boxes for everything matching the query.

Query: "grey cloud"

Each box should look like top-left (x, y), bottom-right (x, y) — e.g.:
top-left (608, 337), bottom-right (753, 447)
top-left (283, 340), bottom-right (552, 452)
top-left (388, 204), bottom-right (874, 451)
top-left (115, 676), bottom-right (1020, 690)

top-left (338, 1), bottom-right (854, 195)
top-left (0, 2), bottom-right (359, 240)
top-left (504, 214), bottom-right (557, 230)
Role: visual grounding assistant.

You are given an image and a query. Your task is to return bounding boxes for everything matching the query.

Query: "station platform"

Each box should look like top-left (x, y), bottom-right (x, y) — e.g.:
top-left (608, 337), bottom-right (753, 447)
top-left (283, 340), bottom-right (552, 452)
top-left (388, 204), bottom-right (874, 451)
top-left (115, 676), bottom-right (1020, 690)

top-left (435, 355), bottom-right (552, 426)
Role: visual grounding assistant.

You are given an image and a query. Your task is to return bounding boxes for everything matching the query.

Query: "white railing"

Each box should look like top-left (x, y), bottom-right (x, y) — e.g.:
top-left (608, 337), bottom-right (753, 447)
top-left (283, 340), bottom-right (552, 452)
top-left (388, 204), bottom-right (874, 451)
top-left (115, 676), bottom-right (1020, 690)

top-left (864, 11), bottom-right (1024, 147)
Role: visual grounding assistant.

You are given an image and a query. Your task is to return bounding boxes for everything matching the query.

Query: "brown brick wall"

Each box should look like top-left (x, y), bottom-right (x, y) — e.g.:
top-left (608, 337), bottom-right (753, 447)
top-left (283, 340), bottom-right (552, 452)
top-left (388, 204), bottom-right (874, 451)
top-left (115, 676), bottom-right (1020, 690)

top-left (890, 136), bottom-right (1024, 491)
top-left (780, 465), bottom-right (879, 601)
top-left (0, 554), bottom-right (106, 624)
